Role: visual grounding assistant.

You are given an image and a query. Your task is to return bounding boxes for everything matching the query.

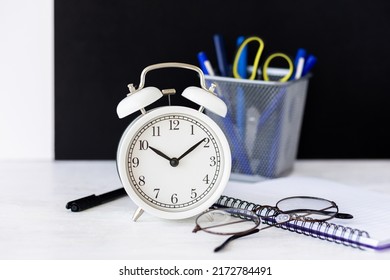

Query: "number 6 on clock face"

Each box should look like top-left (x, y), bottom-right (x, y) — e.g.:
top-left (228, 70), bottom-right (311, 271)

top-left (117, 106), bottom-right (231, 220)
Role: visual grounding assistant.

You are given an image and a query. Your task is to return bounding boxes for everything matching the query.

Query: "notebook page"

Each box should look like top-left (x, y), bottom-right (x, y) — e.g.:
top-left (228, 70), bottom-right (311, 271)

top-left (222, 176), bottom-right (390, 247)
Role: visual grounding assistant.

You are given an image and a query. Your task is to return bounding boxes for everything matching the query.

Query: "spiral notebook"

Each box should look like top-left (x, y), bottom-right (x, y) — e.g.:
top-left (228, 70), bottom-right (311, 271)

top-left (218, 177), bottom-right (390, 251)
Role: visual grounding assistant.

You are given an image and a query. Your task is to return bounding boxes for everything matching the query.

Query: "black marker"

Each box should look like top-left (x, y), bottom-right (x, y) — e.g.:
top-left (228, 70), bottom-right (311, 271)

top-left (66, 188), bottom-right (127, 212)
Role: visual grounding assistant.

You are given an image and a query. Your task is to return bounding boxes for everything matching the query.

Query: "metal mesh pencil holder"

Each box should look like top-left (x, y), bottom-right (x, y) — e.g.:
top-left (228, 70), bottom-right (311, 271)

top-left (205, 73), bottom-right (309, 181)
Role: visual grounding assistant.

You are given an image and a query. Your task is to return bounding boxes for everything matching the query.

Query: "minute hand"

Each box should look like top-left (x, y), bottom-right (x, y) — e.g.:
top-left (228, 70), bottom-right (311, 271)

top-left (177, 138), bottom-right (206, 161)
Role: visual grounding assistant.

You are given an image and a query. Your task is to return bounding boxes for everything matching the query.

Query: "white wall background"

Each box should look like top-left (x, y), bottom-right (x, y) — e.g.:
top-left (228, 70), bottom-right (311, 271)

top-left (0, 0), bottom-right (53, 160)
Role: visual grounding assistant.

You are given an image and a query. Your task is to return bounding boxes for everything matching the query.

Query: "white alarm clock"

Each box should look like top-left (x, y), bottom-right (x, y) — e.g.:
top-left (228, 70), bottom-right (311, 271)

top-left (116, 62), bottom-right (231, 221)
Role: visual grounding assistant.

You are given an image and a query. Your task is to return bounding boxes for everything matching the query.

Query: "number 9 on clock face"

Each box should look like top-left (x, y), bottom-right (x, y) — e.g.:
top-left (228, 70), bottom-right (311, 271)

top-left (117, 106), bottom-right (231, 220)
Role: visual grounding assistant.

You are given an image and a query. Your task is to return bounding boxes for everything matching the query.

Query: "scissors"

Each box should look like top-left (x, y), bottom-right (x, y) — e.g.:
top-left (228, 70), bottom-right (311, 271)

top-left (232, 36), bottom-right (293, 82)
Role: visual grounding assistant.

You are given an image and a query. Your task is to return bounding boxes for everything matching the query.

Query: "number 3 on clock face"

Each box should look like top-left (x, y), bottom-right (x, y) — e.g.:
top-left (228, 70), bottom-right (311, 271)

top-left (117, 106), bottom-right (231, 220)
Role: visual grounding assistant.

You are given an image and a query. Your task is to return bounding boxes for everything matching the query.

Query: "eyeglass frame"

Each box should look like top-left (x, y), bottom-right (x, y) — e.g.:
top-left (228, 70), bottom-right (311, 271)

top-left (193, 195), bottom-right (353, 252)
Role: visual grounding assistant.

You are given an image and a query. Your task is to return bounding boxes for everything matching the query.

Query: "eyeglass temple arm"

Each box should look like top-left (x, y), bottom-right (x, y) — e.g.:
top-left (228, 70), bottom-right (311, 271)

top-left (214, 228), bottom-right (260, 253)
top-left (335, 212), bottom-right (354, 219)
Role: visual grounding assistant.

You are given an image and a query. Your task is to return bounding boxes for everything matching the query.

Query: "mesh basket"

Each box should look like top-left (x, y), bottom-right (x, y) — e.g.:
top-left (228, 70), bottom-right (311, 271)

top-left (205, 73), bottom-right (309, 181)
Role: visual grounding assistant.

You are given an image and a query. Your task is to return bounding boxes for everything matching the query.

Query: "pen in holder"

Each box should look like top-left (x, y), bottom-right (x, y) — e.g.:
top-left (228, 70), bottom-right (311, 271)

top-left (205, 69), bottom-right (310, 181)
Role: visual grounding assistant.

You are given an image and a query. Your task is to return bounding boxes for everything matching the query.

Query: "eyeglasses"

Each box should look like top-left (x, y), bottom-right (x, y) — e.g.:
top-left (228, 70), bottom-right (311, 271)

top-left (192, 196), bottom-right (353, 252)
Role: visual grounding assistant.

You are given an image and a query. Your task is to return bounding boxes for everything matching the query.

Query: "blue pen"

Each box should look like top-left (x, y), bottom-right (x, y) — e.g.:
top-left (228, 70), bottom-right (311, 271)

top-left (292, 48), bottom-right (306, 80)
top-left (197, 52), bottom-right (215, 76)
top-left (302, 54), bottom-right (317, 76)
top-left (236, 36), bottom-right (248, 78)
top-left (213, 34), bottom-right (229, 77)
top-left (236, 36), bottom-right (247, 139)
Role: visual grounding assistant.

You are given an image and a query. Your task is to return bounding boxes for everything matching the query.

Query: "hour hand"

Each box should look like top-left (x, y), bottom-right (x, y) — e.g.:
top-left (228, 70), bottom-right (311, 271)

top-left (149, 146), bottom-right (172, 162)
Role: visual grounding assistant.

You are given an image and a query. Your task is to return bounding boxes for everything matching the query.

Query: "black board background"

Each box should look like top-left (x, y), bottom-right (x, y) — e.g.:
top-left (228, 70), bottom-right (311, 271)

top-left (55, 0), bottom-right (390, 159)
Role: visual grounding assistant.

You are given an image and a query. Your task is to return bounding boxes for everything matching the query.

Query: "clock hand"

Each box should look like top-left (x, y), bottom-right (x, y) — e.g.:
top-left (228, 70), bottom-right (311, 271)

top-left (177, 138), bottom-right (207, 161)
top-left (149, 146), bottom-right (172, 161)
top-left (150, 138), bottom-right (206, 167)
top-left (149, 146), bottom-right (180, 167)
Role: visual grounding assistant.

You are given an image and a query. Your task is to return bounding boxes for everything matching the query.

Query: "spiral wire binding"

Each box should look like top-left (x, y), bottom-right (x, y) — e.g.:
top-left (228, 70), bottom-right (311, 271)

top-left (216, 195), bottom-right (370, 250)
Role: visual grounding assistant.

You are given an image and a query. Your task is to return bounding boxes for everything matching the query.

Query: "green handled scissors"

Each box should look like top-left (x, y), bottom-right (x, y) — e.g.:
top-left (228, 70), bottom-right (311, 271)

top-left (232, 36), bottom-right (293, 82)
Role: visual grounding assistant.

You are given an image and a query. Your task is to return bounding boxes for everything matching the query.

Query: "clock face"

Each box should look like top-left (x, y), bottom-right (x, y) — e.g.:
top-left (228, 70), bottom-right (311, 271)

top-left (117, 106), bottom-right (231, 219)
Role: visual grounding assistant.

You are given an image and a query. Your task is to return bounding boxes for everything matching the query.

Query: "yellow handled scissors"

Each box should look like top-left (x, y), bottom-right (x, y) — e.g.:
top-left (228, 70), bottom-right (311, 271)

top-left (232, 36), bottom-right (293, 82)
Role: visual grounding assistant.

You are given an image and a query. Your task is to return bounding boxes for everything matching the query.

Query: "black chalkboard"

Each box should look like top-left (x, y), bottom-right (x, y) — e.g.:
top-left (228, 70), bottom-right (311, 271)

top-left (55, 0), bottom-right (390, 159)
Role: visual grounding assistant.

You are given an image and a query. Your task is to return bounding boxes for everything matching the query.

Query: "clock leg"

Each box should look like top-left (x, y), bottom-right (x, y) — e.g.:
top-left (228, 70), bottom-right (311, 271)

top-left (132, 207), bottom-right (144, 222)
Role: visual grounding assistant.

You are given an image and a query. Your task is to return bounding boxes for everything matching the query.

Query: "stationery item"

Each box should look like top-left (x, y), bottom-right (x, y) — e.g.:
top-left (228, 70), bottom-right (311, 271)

top-left (293, 48), bottom-right (306, 67)
top-left (66, 188), bottom-right (127, 212)
top-left (292, 48), bottom-right (317, 78)
top-left (217, 177), bottom-right (390, 251)
top-left (294, 57), bottom-right (305, 79)
top-left (302, 54), bottom-right (317, 76)
top-left (204, 73), bottom-right (309, 179)
top-left (232, 36), bottom-right (293, 82)
top-left (245, 106), bottom-right (260, 153)
top-left (213, 34), bottom-right (229, 77)
top-left (235, 36), bottom-right (247, 139)
top-left (292, 48), bottom-right (306, 80)
top-left (197, 52), bottom-right (215, 76)
top-left (235, 36), bottom-right (248, 79)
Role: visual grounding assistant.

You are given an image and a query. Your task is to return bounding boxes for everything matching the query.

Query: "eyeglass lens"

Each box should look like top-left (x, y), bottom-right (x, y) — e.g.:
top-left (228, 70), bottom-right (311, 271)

top-left (196, 208), bottom-right (260, 235)
top-left (275, 196), bottom-right (338, 221)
